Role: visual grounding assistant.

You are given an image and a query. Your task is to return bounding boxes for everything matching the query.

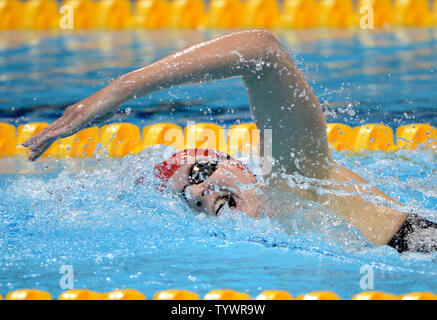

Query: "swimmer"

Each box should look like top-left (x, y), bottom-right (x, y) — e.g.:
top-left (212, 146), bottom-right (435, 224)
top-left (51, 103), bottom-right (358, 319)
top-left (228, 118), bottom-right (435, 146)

top-left (22, 29), bottom-right (436, 253)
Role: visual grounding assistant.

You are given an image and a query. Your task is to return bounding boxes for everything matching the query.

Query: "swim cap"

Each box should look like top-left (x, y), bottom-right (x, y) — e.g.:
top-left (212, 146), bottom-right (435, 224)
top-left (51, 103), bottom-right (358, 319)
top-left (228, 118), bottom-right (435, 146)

top-left (149, 149), bottom-right (253, 187)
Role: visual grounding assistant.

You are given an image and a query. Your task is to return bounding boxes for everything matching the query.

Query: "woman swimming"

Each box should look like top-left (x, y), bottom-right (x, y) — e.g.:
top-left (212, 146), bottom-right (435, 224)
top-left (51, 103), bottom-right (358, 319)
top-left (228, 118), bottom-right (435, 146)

top-left (22, 29), bottom-right (436, 253)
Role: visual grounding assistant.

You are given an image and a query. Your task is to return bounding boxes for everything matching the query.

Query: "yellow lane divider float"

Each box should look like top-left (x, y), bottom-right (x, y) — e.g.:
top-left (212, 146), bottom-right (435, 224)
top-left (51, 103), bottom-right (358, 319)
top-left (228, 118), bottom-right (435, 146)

top-left (282, 0), bottom-right (319, 29)
top-left (358, 0), bottom-right (393, 28)
top-left (393, 0), bottom-right (434, 26)
top-left (0, 123), bottom-right (16, 157)
top-left (351, 123), bottom-right (397, 151)
top-left (0, 122), bottom-right (436, 159)
top-left (296, 291), bottom-right (341, 300)
top-left (61, 0), bottom-right (96, 29)
top-left (0, 0), bottom-right (23, 29)
top-left (100, 122), bottom-right (141, 157)
top-left (14, 122), bottom-right (60, 157)
top-left (3, 288), bottom-right (437, 300)
top-left (6, 289), bottom-right (53, 300)
top-left (318, 0), bottom-right (356, 28)
top-left (204, 289), bottom-right (251, 300)
top-left (208, 0), bottom-right (242, 29)
top-left (154, 289), bottom-right (200, 300)
top-left (1, 0), bottom-right (437, 30)
top-left (96, 0), bottom-right (132, 29)
top-left (21, 0), bottom-right (59, 30)
top-left (135, 0), bottom-right (170, 29)
top-left (169, 0), bottom-right (206, 29)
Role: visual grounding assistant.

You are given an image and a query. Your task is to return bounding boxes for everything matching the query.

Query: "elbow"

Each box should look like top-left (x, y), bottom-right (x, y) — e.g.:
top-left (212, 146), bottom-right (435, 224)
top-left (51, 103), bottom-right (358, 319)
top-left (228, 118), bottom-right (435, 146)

top-left (245, 29), bottom-right (279, 44)
top-left (237, 29), bottom-right (286, 69)
top-left (246, 29), bottom-right (283, 54)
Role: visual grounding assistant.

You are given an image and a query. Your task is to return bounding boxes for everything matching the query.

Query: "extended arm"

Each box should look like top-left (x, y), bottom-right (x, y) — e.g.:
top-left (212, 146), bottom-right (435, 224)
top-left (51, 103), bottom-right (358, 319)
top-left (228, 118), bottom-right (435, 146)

top-left (23, 29), bottom-right (331, 178)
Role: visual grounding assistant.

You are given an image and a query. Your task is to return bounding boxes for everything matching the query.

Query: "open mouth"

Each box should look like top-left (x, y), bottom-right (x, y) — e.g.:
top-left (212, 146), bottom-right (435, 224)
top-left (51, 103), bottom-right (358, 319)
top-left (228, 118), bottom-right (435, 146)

top-left (214, 195), bottom-right (237, 216)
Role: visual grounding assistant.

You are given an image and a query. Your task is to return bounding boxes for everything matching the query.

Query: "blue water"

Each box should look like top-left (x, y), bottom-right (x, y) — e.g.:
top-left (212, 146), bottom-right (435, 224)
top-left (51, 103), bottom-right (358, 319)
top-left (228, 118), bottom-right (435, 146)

top-left (0, 29), bottom-right (436, 299)
top-left (1, 29), bottom-right (437, 128)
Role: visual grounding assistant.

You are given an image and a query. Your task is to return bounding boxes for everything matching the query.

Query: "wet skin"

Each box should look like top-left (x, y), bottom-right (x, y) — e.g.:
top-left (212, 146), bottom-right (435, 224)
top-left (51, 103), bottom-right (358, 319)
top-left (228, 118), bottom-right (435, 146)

top-left (168, 154), bottom-right (263, 218)
top-left (23, 29), bottom-right (407, 246)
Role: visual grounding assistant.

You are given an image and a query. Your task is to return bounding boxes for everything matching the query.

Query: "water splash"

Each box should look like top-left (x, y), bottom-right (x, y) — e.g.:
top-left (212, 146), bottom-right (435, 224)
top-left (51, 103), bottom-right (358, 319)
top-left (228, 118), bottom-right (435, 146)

top-left (0, 145), bottom-right (436, 297)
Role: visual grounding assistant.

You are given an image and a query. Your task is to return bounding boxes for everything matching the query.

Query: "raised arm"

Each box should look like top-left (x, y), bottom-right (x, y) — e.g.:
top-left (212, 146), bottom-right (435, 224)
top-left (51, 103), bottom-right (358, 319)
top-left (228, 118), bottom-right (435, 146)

top-left (24, 29), bottom-right (330, 178)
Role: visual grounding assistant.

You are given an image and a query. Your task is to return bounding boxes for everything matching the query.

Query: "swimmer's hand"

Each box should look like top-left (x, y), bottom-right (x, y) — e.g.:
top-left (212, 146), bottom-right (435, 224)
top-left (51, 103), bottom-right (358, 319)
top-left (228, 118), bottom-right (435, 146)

top-left (22, 98), bottom-right (118, 161)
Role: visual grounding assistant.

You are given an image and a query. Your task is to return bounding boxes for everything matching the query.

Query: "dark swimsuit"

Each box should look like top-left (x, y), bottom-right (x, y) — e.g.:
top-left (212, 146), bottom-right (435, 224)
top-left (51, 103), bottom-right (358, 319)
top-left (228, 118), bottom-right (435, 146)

top-left (388, 214), bottom-right (437, 253)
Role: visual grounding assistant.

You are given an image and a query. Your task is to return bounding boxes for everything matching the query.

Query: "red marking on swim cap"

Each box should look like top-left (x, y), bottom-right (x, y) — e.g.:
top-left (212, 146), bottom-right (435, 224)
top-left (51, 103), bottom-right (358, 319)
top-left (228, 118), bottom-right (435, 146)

top-left (148, 149), bottom-right (253, 188)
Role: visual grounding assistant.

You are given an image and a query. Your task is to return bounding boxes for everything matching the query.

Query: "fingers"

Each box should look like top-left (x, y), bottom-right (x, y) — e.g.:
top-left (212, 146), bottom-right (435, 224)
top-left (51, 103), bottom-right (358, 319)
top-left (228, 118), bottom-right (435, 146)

top-left (24, 130), bottom-right (68, 161)
top-left (28, 138), bottom-right (56, 161)
top-left (22, 121), bottom-right (76, 161)
top-left (23, 110), bottom-right (77, 141)
top-left (21, 102), bottom-right (113, 161)
top-left (22, 126), bottom-right (49, 148)
top-left (22, 126), bottom-right (56, 151)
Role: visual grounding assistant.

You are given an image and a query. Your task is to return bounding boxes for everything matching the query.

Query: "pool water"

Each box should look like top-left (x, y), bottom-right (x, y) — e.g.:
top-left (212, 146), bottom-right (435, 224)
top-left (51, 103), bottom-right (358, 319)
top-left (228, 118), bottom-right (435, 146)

top-left (0, 29), bottom-right (436, 298)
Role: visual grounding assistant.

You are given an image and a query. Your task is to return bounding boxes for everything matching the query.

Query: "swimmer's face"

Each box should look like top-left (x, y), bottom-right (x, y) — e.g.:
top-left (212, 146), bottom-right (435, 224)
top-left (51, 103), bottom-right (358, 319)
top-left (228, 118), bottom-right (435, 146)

top-left (168, 156), bottom-right (263, 218)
